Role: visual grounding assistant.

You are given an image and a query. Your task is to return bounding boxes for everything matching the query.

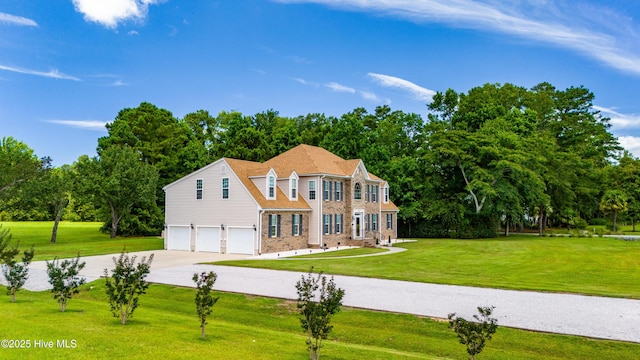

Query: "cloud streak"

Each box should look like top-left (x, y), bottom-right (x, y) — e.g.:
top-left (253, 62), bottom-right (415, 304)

top-left (325, 82), bottom-right (356, 93)
top-left (274, 0), bottom-right (640, 75)
top-left (0, 12), bottom-right (38, 27)
top-left (594, 105), bottom-right (640, 129)
top-left (46, 120), bottom-right (108, 131)
top-left (0, 64), bottom-right (80, 81)
top-left (368, 73), bottom-right (435, 102)
top-left (618, 136), bottom-right (640, 158)
top-left (72, 0), bottom-right (163, 29)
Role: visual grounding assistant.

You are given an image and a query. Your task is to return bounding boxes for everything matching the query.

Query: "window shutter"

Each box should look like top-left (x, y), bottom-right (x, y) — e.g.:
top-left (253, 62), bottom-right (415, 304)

top-left (292, 214), bottom-right (295, 236)
top-left (329, 214), bottom-right (333, 234)
top-left (300, 214), bottom-right (303, 235)
top-left (329, 181), bottom-right (333, 201)
top-left (366, 185), bottom-right (370, 202)
top-left (277, 215), bottom-right (281, 237)
top-left (340, 182), bottom-right (343, 200)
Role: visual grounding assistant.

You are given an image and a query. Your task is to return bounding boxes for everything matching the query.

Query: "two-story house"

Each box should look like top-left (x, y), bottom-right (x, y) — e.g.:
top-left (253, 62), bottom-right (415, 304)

top-left (163, 144), bottom-right (398, 255)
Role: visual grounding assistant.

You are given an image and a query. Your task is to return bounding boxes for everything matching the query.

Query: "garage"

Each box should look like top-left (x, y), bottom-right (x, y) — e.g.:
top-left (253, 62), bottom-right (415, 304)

top-left (227, 227), bottom-right (255, 255)
top-left (167, 226), bottom-right (191, 251)
top-left (196, 226), bottom-right (221, 252)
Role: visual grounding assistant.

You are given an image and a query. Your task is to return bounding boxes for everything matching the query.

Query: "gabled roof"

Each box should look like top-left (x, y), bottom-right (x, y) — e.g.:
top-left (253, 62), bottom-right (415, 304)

top-left (224, 158), bottom-right (311, 210)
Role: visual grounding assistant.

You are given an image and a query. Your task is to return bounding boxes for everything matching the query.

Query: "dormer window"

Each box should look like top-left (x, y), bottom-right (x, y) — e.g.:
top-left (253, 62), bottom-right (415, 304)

top-left (268, 175), bottom-right (275, 199)
top-left (384, 185), bottom-right (389, 203)
top-left (290, 176), bottom-right (298, 200)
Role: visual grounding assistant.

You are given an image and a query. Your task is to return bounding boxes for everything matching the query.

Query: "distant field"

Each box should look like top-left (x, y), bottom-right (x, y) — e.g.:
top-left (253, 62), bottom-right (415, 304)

top-left (220, 236), bottom-right (640, 299)
top-left (0, 222), bottom-right (163, 261)
top-left (0, 281), bottom-right (637, 359)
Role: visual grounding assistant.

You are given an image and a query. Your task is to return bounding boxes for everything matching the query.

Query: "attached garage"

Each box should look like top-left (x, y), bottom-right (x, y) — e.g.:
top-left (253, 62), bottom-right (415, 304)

top-left (196, 226), bottom-right (221, 253)
top-left (227, 227), bottom-right (255, 255)
top-left (167, 226), bottom-right (191, 251)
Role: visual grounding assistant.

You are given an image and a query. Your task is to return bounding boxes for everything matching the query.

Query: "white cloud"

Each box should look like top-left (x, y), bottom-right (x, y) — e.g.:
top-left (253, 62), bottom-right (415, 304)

top-left (46, 120), bottom-right (108, 131)
top-left (325, 82), bottom-right (356, 93)
top-left (618, 136), bottom-right (640, 158)
top-left (368, 72), bottom-right (435, 102)
top-left (0, 64), bottom-right (80, 81)
top-left (358, 90), bottom-right (379, 101)
top-left (109, 79), bottom-right (129, 86)
top-left (593, 105), bottom-right (640, 129)
top-left (72, 0), bottom-right (163, 29)
top-left (274, 0), bottom-right (640, 75)
top-left (291, 77), bottom-right (319, 88)
top-left (0, 12), bottom-right (38, 27)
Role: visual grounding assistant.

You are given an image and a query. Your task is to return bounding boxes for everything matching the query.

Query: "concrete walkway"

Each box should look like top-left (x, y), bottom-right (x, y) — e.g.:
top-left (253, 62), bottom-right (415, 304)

top-left (3, 249), bottom-right (640, 343)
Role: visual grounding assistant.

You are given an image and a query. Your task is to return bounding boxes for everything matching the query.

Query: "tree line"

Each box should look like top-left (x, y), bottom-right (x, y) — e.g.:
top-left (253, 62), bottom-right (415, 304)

top-left (1, 82), bottom-right (638, 238)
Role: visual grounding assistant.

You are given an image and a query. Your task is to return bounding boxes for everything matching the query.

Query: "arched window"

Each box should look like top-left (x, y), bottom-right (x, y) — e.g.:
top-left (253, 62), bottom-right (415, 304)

top-left (354, 182), bottom-right (362, 200)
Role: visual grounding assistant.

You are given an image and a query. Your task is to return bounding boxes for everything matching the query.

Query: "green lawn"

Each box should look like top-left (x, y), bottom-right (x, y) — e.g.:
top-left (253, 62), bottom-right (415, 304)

top-left (0, 222), bottom-right (163, 261)
top-left (1, 281), bottom-right (638, 359)
top-left (219, 236), bottom-right (640, 299)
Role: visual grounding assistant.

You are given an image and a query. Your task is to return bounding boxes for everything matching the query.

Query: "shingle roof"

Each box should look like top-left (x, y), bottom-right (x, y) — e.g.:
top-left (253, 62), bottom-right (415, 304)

top-left (264, 144), bottom-right (359, 177)
top-left (225, 144), bottom-right (398, 211)
top-left (224, 158), bottom-right (311, 210)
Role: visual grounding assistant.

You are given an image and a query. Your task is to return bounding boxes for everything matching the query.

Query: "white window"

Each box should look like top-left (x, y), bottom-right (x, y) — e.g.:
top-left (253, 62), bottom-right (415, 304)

top-left (335, 214), bottom-right (342, 234)
top-left (335, 182), bottom-right (341, 201)
top-left (292, 214), bottom-right (302, 236)
top-left (372, 185), bottom-right (378, 203)
top-left (387, 213), bottom-right (393, 229)
top-left (269, 214), bottom-right (280, 237)
top-left (290, 177), bottom-right (298, 200)
top-left (267, 175), bottom-right (275, 199)
top-left (196, 179), bottom-right (203, 200)
top-left (323, 214), bottom-right (331, 235)
top-left (222, 177), bottom-right (229, 199)
top-left (323, 180), bottom-right (330, 201)
top-left (372, 214), bottom-right (378, 231)
top-left (309, 180), bottom-right (316, 200)
top-left (384, 185), bottom-right (389, 203)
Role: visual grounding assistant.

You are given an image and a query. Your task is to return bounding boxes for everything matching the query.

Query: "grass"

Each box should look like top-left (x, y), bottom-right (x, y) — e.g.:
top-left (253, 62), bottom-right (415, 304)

top-left (1, 281), bottom-right (638, 359)
top-left (290, 247), bottom-right (388, 259)
top-left (0, 222), bottom-right (163, 261)
top-left (218, 236), bottom-right (640, 299)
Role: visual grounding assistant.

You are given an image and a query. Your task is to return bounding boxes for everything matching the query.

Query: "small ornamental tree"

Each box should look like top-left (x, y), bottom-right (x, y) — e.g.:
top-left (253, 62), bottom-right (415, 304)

top-left (1, 243), bottom-right (35, 303)
top-left (193, 271), bottom-right (219, 339)
top-left (104, 250), bottom-right (154, 325)
top-left (448, 306), bottom-right (499, 360)
top-left (296, 268), bottom-right (345, 360)
top-left (46, 254), bottom-right (87, 312)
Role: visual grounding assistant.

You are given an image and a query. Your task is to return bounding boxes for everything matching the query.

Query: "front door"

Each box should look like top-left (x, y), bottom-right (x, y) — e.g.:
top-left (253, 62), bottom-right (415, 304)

top-left (353, 212), bottom-right (364, 239)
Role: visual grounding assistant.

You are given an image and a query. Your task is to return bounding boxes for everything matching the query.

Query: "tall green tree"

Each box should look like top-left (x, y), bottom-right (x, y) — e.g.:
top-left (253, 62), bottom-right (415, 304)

top-left (599, 190), bottom-right (628, 232)
top-left (75, 146), bottom-right (159, 238)
top-left (0, 137), bottom-right (41, 196)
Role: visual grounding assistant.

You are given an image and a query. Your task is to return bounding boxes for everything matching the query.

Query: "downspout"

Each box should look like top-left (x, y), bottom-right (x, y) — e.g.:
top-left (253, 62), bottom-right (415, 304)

top-left (319, 175), bottom-right (325, 249)
top-left (258, 209), bottom-right (265, 255)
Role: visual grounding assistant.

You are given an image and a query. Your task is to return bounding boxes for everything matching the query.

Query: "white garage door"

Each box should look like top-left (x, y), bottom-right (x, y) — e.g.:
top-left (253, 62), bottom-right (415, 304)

top-left (227, 227), bottom-right (254, 255)
top-left (167, 226), bottom-right (190, 251)
top-left (196, 227), bottom-right (221, 253)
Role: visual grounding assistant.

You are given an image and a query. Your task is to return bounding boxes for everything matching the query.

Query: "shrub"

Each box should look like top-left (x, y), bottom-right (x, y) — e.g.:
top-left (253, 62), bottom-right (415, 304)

top-left (46, 255), bottom-right (86, 312)
top-left (104, 250), bottom-right (154, 325)
top-left (448, 306), bottom-right (498, 360)
top-left (296, 268), bottom-right (345, 360)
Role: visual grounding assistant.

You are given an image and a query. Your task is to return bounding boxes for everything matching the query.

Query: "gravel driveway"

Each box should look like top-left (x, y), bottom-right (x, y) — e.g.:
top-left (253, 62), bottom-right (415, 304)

top-left (3, 249), bottom-right (640, 343)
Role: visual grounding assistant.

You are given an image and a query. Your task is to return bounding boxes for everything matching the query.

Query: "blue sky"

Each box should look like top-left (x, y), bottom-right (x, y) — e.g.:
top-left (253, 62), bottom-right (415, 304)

top-left (1, 0), bottom-right (640, 166)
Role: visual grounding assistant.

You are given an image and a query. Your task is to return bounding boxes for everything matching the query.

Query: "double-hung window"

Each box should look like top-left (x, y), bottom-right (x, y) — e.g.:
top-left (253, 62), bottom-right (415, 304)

top-left (372, 214), bottom-right (378, 231)
top-left (222, 177), bottom-right (229, 199)
top-left (387, 213), bottom-right (393, 229)
top-left (290, 178), bottom-right (297, 200)
top-left (196, 179), bottom-right (203, 200)
top-left (309, 180), bottom-right (316, 200)
top-left (323, 214), bottom-right (331, 235)
top-left (372, 185), bottom-right (378, 202)
top-left (268, 176), bottom-right (275, 199)
top-left (323, 180), bottom-right (330, 201)
top-left (269, 214), bottom-right (280, 237)
top-left (292, 214), bottom-right (302, 236)
top-left (384, 186), bottom-right (389, 203)
top-left (335, 182), bottom-right (341, 201)
top-left (334, 214), bottom-right (342, 234)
